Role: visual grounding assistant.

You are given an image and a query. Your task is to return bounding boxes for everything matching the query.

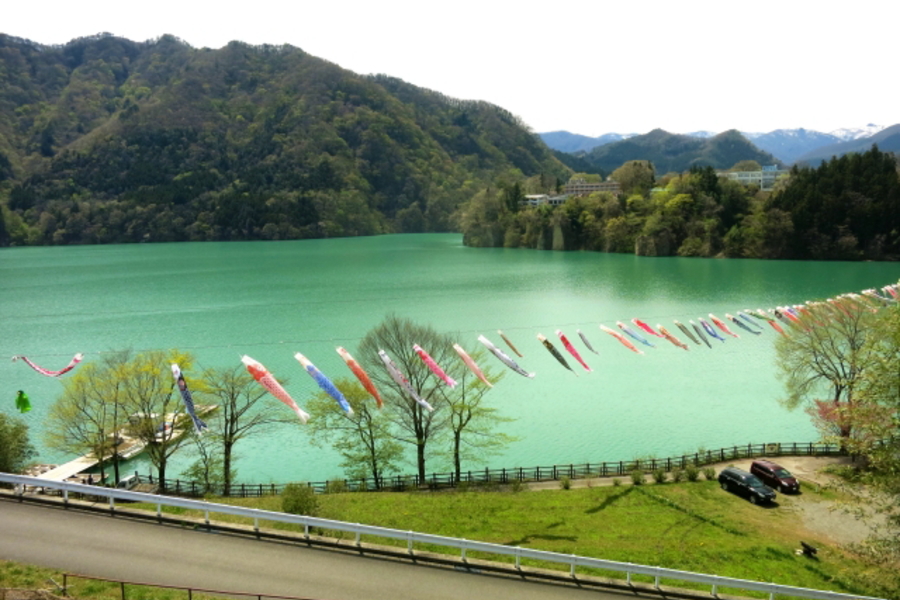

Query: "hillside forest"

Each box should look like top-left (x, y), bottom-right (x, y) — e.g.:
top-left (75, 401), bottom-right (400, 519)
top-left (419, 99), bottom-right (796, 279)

top-left (0, 33), bottom-right (567, 245)
top-left (459, 148), bottom-right (900, 261)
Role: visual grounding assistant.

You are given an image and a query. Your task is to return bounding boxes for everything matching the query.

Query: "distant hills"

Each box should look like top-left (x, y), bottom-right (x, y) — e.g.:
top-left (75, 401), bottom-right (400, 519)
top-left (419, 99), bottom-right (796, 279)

top-left (0, 33), bottom-right (567, 245)
top-left (574, 129), bottom-right (781, 175)
top-left (540, 124), bottom-right (895, 165)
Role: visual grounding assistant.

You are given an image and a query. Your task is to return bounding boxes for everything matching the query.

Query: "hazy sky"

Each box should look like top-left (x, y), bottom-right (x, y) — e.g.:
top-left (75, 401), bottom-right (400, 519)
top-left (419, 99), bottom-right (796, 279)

top-left (6, 0), bottom-right (896, 136)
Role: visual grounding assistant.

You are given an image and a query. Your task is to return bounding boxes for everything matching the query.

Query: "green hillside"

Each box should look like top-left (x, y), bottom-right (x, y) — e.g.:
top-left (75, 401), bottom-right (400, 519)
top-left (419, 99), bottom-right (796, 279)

top-left (0, 33), bottom-right (568, 245)
top-left (580, 129), bottom-right (781, 174)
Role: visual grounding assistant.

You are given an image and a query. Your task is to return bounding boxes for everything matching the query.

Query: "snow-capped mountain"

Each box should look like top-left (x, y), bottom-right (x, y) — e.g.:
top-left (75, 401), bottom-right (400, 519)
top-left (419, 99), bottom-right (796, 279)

top-left (740, 129), bottom-right (841, 164)
top-left (540, 124), bottom-right (892, 164)
top-left (828, 124), bottom-right (885, 141)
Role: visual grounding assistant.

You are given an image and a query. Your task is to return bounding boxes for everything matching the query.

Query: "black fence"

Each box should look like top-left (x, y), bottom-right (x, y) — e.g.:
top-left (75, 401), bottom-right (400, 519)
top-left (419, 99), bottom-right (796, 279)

top-left (134, 440), bottom-right (846, 498)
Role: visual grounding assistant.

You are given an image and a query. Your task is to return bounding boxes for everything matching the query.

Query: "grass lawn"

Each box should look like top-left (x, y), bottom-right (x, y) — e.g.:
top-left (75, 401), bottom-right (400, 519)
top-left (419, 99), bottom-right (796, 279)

top-left (4, 480), bottom-right (896, 599)
top-left (132, 480), bottom-right (896, 599)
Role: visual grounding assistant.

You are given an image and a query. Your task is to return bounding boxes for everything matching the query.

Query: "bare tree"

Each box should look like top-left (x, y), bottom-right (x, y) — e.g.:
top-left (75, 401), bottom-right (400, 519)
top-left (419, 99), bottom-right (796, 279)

top-left (202, 364), bottom-right (284, 495)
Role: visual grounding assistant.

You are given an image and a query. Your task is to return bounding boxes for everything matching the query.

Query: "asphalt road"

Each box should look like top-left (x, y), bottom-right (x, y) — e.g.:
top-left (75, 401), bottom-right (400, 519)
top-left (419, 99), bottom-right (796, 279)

top-left (0, 498), bottom-right (633, 600)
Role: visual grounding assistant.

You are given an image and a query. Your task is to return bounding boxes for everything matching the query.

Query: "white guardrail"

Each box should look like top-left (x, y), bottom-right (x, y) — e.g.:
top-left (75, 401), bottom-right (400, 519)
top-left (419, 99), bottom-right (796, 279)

top-left (0, 473), bottom-right (884, 600)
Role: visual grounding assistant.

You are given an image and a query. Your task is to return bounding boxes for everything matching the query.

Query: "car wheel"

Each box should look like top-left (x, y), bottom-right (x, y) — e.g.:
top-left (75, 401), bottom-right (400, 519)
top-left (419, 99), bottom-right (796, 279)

top-left (749, 495), bottom-right (758, 504)
top-left (721, 482), bottom-right (728, 490)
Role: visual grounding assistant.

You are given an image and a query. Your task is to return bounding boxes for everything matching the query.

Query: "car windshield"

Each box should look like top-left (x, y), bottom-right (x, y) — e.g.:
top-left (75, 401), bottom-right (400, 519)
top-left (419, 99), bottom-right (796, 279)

top-left (774, 469), bottom-right (792, 478)
top-left (747, 475), bottom-right (767, 488)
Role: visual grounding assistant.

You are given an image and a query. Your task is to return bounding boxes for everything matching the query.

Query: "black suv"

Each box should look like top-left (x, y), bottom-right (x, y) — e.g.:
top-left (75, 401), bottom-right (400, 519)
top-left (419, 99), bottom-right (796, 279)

top-left (718, 467), bottom-right (776, 504)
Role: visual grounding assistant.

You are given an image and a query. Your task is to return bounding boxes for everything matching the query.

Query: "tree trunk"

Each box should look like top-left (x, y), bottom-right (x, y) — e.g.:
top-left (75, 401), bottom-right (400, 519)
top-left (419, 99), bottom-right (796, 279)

top-left (223, 441), bottom-right (233, 496)
top-left (417, 441), bottom-right (426, 483)
top-left (453, 432), bottom-right (462, 483)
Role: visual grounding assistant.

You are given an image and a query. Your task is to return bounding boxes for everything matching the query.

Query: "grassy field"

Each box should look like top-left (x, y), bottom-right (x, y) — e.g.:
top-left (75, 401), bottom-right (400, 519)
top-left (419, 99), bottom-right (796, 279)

top-left (145, 479), bottom-right (894, 598)
top-left (3, 479), bottom-right (897, 599)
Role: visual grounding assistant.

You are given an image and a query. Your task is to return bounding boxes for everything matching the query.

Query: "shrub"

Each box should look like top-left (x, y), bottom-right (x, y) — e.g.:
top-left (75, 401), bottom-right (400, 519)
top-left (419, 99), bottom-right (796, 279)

top-left (685, 464), bottom-right (700, 482)
top-left (456, 480), bottom-right (472, 493)
top-left (508, 479), bottom-right (524, 493)
top-left (670, 467), bottom-right (684, 483)
top-left (478, 480), bottom-right (500, 492)
top-left (560, 476), bottom-right (572, 490)
top-left (652, 469), bottom-right (667, 484)
top-left (612, 478), bottom-right (622, 487)
top-left (325, 480), bottom-right (348, 494)
top-left (630, 470), bottom-right (645, 485)
top-left (281, 483), bottom-right (318, 516)
top-left (703, 467), bottom-right (717, 481)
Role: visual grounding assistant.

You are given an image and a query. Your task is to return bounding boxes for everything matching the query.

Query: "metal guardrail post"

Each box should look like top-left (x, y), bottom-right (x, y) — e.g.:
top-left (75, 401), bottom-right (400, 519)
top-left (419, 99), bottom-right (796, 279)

top-left (711, 583), bottom-right (718, 597)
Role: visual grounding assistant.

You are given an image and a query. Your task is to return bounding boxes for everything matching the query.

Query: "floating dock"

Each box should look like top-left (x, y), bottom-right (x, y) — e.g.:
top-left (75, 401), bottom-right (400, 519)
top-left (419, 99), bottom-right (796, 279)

top-left (34, 405), bottom-right (216, 484)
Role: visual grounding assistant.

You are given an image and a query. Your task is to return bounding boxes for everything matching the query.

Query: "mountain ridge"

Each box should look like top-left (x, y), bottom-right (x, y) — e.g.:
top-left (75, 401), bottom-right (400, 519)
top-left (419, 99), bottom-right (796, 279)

top-left (540, 124), bottom-right (891, 164)
top-left (0, 32), bottom-right (568, 245)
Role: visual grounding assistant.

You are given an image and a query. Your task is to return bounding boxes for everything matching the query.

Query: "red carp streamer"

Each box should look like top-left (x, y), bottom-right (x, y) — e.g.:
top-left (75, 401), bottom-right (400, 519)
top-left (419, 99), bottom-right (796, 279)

top-left (336, 347), bottom-right (383, 408)
top-left (12, 353), bottom-right (84, 377)
top-left (413, 344), bottom-right (457, 388)
top-left (241, 355), bottom-right (310, 423)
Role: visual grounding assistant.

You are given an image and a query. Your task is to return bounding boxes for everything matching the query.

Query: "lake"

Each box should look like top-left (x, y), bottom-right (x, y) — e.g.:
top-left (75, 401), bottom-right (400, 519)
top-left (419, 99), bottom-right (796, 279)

top-left (2, 234), bottom-right (898, 483)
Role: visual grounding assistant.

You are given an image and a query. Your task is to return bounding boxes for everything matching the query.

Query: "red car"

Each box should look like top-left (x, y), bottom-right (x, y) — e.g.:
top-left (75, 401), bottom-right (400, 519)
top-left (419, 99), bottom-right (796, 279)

top-left (750, 460), bottom-right (800, 493)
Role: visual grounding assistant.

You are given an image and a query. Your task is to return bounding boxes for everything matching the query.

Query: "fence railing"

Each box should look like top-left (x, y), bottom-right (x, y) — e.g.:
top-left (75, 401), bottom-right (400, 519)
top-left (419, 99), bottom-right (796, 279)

top-left (136, 440), bottom-right (846, 497)
top-left (61, 573), bottom-right (321, 600)
top-left (0, 472), bottom-right (883, 600)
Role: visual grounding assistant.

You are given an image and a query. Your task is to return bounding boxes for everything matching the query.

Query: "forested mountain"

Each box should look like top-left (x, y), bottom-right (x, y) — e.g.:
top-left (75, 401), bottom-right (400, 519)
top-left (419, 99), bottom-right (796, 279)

top-left (579, 129), bottom-right (781, 174)
top-left (794, 124), bottom-right (900, 166)
top-left (0, 33), bottom-right (568, 245)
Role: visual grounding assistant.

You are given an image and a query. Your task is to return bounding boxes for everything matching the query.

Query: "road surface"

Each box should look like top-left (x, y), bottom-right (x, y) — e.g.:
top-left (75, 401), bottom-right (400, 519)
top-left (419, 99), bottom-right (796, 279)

top-left (0, 498), bottom-right (636, 600)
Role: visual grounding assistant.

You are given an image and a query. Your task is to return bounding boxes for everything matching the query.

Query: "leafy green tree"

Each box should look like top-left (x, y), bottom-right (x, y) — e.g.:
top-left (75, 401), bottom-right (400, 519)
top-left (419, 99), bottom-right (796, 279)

top-left (116, 349), bottom-right (196, 489)
top-left (0, 413), bottom-right (36, 473)
top-left (441, 351), bottom-right (513, 482)
top-left (775, 298), bottom-right (885, 443)
top-left (201, 364), bottom-right (284, 495)
top-left (818, 300), bottom-right (900, 569)
top-left (45, 352), bottom-right (130, 483)
top-left (730, 160), bottom-right (761, 172)
top-left (610, 161), bottom-right (655, 196)
top-left (304, 379), bottom-right (403, 488)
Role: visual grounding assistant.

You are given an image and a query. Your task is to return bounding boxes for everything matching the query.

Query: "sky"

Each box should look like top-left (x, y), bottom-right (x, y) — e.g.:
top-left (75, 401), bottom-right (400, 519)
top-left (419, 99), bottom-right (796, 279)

top-left (5, 0), bottom-right (897, 137)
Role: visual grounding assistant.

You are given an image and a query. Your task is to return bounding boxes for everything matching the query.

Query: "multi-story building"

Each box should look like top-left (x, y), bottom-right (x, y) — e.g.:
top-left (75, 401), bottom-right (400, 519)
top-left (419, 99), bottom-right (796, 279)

top-left (563, 178), bottom-right (622, 196)
top-left (722, 165), bottom-right (788, 191)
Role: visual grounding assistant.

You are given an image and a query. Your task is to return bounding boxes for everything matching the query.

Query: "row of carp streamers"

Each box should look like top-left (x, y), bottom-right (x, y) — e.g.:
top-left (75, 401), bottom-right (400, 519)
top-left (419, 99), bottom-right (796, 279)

top-left (10, 284), bottom-right (898, 423)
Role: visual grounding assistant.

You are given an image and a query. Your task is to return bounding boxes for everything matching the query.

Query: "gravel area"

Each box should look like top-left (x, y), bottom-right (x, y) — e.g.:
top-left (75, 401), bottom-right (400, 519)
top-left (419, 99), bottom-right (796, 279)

top-left (527, 455), bottom-right (886, 546)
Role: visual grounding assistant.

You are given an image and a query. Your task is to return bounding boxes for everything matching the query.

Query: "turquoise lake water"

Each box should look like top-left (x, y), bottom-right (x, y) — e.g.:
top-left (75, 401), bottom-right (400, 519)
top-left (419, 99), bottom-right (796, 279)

top-left (1, 234), bottom-right (898, 483)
